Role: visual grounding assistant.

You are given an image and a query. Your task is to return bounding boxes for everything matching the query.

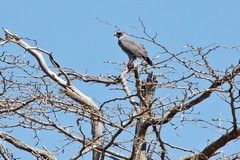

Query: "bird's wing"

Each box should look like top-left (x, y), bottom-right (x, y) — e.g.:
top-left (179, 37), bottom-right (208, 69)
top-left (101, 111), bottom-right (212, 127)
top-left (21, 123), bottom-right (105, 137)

top-left (119, 37), bottom-right (148, 58)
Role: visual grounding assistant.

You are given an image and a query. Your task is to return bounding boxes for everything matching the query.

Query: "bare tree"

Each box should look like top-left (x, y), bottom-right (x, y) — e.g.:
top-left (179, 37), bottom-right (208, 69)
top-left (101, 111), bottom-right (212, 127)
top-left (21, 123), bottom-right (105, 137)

top-left (0, 24), bottom-right (239, 160)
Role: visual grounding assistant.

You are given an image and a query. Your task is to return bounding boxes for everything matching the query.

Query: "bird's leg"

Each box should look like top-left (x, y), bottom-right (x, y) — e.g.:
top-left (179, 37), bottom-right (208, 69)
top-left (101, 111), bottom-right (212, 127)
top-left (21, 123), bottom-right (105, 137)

top-left (127, 60), bottom-right (135, 71)
top-left (126, 57), bottom-right (136, 71)
top-left (127, 62), bottom-right (132, 70)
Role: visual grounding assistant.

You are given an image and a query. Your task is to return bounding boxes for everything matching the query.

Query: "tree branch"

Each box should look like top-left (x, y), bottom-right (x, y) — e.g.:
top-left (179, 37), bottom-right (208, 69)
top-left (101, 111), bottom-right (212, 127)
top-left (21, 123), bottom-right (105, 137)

top-left (159, 65), bottom-right (240, 125)
top-left (2, 28), bottom-right (98, 110)
top-left (0, 131), bottom-right (56, 160)
top-left (182, 128), bottom-right (240, 160)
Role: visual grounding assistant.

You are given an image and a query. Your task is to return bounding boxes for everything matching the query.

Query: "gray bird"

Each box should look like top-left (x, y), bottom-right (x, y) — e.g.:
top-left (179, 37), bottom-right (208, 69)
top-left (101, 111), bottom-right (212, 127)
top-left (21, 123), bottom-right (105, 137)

top-left (114, 31), bottom-right (153, 70)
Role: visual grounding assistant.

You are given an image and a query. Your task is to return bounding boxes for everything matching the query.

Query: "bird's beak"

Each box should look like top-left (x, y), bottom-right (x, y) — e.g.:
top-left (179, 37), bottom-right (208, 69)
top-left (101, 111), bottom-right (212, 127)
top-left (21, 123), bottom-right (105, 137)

top-left (114, 33), bottom-right (117, 37)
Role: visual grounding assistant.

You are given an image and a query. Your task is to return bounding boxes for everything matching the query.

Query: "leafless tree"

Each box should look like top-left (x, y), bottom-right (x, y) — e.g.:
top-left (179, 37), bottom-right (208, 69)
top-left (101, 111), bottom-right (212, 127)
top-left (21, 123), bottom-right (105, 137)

top-left (0, 22), bottom-right (239, 160)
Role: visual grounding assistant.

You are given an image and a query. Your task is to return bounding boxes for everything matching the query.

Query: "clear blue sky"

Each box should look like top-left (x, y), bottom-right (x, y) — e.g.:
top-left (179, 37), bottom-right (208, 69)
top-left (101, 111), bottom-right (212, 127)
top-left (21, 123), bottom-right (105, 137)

top-left (1, 1), bottom-right (240, 159)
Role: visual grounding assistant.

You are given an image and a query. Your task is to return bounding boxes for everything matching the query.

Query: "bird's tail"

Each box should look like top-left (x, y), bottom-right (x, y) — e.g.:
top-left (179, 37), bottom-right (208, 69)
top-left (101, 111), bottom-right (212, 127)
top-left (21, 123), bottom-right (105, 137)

top-left (142, 56), bottom-right (153, 66)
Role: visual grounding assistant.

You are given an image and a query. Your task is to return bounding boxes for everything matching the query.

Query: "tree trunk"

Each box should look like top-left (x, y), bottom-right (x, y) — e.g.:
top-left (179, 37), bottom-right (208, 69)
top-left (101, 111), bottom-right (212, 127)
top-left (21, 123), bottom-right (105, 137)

top-left (91, 112), bottom-right (103, 160)
top-left (131, 72), bottom-right (157, 160)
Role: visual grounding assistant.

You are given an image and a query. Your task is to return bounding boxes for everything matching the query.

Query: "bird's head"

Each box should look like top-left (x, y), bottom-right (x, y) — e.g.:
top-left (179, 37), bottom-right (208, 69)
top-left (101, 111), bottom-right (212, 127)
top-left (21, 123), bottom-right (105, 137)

top-left (114, 31), bottom-right (124, 38)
